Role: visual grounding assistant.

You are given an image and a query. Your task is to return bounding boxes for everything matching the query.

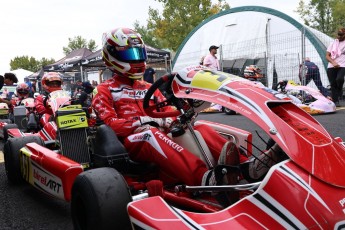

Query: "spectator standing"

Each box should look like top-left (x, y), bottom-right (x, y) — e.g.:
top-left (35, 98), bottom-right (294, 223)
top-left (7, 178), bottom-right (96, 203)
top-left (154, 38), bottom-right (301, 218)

top-left (0, 73), bottom-right (18, 106)
top-left (143, 65), bottom-right (156, 83)
top-left (24, 77), bottom-right (34, 97)
top-left (76, 80), bottom-right (94, 94)
top-left (70, 80), bottom-right (77, 97)
top-left (203, 45), bottom-right (220, 70)
top-left (326, 28), bottom-right (345, 107)
top-left (299, 58), bottom-right (330, 97)
top-left (3, 72), bottom-right (18, 86)
top-left (31, 79), bottom-right (37, 94)
top-left (203, 46), bottom-right (221, 111)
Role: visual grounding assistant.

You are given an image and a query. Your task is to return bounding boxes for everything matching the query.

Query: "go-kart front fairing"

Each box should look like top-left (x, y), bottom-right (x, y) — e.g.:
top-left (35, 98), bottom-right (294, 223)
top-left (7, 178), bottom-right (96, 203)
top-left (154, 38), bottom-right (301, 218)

top-left (169, 67), bottom-right (345, 187)
top-left (127, 67), bottom-right (345, 229)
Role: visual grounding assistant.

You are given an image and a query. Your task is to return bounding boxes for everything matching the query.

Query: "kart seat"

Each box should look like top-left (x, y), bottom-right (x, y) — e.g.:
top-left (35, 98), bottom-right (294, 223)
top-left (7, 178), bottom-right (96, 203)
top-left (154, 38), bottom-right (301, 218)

top-left (94, 124), bottom-right (127, 160)
top-left (93, 124), bottom-right (157, 173)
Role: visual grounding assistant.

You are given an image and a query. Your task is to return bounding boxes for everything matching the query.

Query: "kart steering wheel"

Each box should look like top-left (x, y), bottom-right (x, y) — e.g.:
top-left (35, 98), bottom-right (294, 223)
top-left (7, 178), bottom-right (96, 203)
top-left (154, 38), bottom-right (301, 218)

top-left (143, 73), bottom-right (182, 118)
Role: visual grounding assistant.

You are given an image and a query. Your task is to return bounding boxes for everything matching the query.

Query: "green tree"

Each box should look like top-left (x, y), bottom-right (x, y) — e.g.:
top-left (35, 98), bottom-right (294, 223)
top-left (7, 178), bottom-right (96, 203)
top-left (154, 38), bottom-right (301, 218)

top-left (296, 0), bottom-right (345, 36)
top-left (9, 56), bottom-right (55, 72)
top-left (10, 56), bottom-right (40, 72)
top-left (39, 57), bottom-right (56, 69)
top-left (147, 0), bottom-right (230, 51)
top-left (63, 36), bottom-right (98, 55)
top-left (331, 0), bottom-right (345, 31)
top-left (133, 21), bottom-right (166, 48)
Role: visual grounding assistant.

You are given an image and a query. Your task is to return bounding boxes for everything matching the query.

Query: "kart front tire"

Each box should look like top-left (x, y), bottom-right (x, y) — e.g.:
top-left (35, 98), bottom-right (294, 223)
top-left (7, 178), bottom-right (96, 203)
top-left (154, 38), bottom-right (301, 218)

top-left (4, 136), bottom-right (44, 185)
top-left (71, 167), bottom-right (132, 230)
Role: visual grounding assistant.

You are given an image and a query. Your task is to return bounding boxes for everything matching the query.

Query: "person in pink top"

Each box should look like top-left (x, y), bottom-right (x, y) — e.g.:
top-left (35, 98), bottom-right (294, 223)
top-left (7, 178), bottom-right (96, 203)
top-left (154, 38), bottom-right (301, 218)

top-left (326, 27), bottom-right (345, 107)
top-left (203, 45), bottom-right (220, 70)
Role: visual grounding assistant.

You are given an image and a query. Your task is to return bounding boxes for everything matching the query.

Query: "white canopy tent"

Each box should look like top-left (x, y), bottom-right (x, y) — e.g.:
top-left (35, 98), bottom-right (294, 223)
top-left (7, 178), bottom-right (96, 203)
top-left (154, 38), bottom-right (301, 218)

top-left (173, 6), bottom-right (334, 88)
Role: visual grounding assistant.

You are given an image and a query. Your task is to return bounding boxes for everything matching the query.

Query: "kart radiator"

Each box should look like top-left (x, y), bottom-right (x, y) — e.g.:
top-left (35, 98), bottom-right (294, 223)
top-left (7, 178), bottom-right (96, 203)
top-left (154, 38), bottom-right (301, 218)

top-left (55, 105), bottom-right (90, 165)
top-left (59, 128), bottom-right (90, 164)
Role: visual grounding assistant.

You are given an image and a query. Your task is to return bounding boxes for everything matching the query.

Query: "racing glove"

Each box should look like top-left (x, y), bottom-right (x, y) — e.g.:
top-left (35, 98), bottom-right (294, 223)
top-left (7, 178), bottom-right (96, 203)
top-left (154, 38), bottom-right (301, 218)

top-left (132, 116), bottom-right (173, 129)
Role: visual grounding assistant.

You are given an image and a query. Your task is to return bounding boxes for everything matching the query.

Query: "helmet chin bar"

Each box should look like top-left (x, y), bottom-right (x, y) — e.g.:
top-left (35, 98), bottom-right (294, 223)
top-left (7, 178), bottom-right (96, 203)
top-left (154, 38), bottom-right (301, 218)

top-left (128, 74), bottom-right (143, 80)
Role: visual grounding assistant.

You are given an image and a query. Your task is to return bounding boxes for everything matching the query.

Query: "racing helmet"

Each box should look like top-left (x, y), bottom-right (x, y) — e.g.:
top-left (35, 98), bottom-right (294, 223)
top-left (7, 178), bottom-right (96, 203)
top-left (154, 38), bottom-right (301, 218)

top-left (102, 27), bottom-right (147, 80)
top-left (42, 72), bottom-right (62, 93)
top-left (16, 83), bottom-right (30, 99)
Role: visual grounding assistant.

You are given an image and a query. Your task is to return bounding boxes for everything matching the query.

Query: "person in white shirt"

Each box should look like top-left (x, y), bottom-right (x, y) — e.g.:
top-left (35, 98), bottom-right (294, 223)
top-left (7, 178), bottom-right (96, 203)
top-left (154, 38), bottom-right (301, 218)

top-left (203, 45), bottom-right (220, 70)
top-left (326, 27), bottom-right (345, 106)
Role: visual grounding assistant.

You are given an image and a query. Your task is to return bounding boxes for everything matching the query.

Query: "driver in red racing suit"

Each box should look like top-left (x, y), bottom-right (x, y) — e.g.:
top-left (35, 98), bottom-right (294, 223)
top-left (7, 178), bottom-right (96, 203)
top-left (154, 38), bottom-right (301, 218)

top-left (35, 72), bottom-right (63, 116)
top-left (92, 27), bottom-right (283, 186)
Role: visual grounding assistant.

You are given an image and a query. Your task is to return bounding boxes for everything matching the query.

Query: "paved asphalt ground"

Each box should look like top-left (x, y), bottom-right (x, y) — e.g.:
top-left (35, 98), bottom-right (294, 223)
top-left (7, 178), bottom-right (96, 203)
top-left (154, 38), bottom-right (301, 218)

top-left (0, 107), bottom-right (344, 229)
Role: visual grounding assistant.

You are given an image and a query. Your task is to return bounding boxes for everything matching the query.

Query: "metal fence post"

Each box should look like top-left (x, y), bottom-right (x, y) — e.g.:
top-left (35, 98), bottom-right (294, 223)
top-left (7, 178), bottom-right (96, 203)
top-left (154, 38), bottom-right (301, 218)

top-left (219, 45), bottom-right (223, 71)
top-left (301, 27), bottom-right (306, 86)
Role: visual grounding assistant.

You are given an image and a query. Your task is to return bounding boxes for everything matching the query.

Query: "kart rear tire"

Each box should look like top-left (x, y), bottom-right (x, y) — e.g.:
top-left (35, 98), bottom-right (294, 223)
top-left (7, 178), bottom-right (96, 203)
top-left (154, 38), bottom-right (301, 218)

top-left (4, 136), bottom-right (44, 185)
top-left (224, 107), bottom-right (236, 115)
top-left (71, 167), bottom-right (132, 230)
top-left (3, 124), bottom-right (18, 143)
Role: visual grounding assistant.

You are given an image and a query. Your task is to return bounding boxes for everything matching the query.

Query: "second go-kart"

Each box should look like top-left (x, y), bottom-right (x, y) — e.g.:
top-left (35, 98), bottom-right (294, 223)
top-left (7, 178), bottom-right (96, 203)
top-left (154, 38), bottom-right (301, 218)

top-left (2, 90), bottom-right (91, 143)
top-left (3, 66), bottom-right (345, 229)
top-left (275, 80), bottom-right (336, 115)
top-left (0, 97), bottom-right (38, 140)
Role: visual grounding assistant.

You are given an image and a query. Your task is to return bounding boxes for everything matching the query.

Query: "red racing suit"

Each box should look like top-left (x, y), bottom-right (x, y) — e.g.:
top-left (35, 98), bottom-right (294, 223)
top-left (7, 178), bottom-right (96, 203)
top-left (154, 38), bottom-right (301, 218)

top-left (92, 75), bottom-right (247, 185)
top-left (34, 94), bottom-right (53, 116)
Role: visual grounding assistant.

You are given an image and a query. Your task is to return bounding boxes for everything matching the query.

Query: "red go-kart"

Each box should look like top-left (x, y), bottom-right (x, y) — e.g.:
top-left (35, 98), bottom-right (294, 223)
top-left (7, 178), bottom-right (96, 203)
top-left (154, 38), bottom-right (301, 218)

top-left (4, 66), bottom-right (345, 229)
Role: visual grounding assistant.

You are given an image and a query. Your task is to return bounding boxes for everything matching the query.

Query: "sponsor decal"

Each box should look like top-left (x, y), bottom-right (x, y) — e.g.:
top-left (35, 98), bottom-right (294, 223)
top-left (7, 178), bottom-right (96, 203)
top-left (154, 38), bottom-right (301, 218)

top-left (132, 133), bottom-right (152, 141)
top-left (123, 89), bottom-right (148, 98)
top-left (33, 169), bottom-right (62, 194)
top-left (60, 118), bottom-right (77, 125)
top-left (154, 130), bottom-right (184, 152)
top-left (339, 197), bottom-right (345, 214)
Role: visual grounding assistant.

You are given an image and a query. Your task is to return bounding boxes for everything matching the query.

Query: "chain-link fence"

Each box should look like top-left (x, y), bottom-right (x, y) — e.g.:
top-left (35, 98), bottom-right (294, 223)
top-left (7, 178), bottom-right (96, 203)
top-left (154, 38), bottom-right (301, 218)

top-left (174, 28), bottom-right (334, 91)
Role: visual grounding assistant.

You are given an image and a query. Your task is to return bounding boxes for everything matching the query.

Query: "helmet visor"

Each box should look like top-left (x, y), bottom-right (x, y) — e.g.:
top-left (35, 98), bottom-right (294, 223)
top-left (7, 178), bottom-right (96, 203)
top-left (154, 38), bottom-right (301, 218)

top-left (109, 46), bottom-right (147, 62)
top-left (17, 89), bottom-right (29, 95)
top-left (46, 80), bottom-right (62, 87)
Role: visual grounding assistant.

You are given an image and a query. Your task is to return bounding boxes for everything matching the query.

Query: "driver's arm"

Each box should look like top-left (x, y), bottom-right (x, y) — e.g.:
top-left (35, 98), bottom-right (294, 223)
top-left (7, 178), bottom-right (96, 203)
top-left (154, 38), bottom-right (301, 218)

top-left (92, 84), bottom-right (137, 138)
top-left (34, 95), bottom-right (47, 115)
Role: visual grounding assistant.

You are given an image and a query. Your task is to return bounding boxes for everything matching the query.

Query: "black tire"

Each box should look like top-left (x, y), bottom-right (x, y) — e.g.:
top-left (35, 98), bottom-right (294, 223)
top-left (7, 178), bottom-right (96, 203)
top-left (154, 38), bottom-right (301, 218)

top-left (224, 107), bottom-right (236, 115)
top-left (71, 167), bottom-right (132, 230)
top-left (3, 124), bottom-right (18, 142)
top-left (4, 136), bottom-right (44, 185)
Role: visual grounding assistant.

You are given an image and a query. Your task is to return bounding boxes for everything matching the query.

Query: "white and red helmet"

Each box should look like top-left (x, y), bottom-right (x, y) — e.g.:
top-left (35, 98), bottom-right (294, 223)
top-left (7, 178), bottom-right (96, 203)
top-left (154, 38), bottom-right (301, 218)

top-left (16, 83), bottom-right (30, 99)
top-left (42, 72), bottom-right (62, 93)
top-left (102, 27), bottom-right (147, 80)
top-left (243, 65), bottom-right (262, 79)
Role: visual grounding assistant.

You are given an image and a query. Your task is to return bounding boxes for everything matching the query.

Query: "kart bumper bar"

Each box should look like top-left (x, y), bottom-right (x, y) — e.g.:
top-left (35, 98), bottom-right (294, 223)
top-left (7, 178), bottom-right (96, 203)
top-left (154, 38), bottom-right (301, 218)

top-left (175, 182), bottom-right (261, 193)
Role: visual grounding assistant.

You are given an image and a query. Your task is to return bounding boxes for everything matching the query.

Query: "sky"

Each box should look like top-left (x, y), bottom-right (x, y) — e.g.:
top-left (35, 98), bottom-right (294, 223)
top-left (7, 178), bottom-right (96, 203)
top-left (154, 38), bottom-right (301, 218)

top-left (0, 0), bottom-right (302, 75)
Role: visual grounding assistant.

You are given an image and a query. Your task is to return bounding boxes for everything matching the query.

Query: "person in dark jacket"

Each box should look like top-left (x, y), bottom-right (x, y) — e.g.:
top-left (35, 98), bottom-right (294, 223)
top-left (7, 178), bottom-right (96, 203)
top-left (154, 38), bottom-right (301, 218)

top-left (299, 57), bottom-right (330, 97)
top-left (143, 65), bottom-right (156, 83)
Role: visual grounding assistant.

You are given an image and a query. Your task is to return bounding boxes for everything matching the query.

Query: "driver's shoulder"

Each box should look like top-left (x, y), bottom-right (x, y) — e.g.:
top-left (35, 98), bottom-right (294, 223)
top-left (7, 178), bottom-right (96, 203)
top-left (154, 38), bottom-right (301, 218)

top-left (136, 80), bottom-right (152, 88)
